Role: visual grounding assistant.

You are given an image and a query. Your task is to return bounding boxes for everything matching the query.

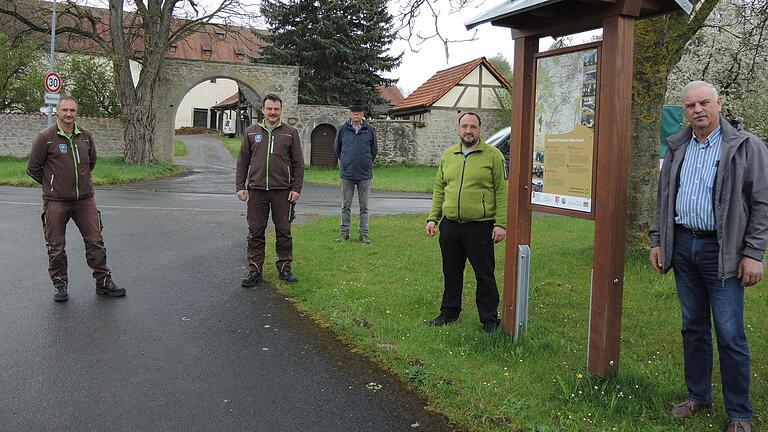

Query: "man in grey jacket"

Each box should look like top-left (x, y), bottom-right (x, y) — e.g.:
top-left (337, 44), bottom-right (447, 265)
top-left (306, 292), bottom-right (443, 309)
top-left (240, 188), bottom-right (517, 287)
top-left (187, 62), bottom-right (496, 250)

top-left (649, 81), bottom-right (768, 432)
top-left (334, 100), bottom-right (378, 244)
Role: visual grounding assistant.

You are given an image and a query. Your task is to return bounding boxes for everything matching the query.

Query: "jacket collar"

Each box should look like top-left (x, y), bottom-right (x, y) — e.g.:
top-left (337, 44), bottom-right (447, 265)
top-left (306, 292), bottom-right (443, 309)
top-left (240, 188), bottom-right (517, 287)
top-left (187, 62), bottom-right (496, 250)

top-left (56, 120), bottom-right (80, 137)
top-left (451, 139), bottom-right (487, 154)
top-left (345, 119), bottom-right (368, 130)
top-left (259, 119), bottom-right (282, 130)
top-left (667, 115), bottom-right (746, 154)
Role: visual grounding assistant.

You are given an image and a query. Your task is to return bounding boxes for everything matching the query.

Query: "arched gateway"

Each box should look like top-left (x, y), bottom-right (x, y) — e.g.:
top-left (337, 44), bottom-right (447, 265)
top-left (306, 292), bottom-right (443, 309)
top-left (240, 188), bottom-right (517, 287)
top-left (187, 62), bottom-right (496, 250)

top-left (153, 59), bottom-right (300, 162)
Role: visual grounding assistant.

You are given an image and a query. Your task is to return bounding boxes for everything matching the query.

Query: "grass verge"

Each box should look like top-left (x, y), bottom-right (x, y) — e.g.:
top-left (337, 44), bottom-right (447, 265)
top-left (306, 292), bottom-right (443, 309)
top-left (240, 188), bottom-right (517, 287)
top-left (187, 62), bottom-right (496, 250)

top-left (0, 156), bottom-right (184, 186)
top-left (221, 136), bottom-right (241, 159)
top-left (174, 139), bottom-right (188, 157)
top-left (302, 164), bottom-right (437, 193)
top-left (220, 137), bottom-right (436, 192)
top-left (256, 214), bottom-right (767, 432)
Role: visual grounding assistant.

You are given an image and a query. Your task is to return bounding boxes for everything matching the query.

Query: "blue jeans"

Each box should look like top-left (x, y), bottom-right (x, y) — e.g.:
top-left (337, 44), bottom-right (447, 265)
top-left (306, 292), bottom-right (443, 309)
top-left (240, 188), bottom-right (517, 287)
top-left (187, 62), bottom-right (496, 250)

top-left (672, 226), bottom-right (752, 421)
top-left (340, 179), bottom-right (371, 235)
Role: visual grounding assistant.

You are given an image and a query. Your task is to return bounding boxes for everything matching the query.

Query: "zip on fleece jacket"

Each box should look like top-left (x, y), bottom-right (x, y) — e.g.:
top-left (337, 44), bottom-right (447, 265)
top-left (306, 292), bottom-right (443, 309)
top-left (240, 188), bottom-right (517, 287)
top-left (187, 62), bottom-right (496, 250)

top-left (263, 120), bottom-right (277, 190)
top-left (26, 121), bottom-right (97, 202)
top-left (234, 120), bottom-right (305, 194)
top-left (427, 140), bottom-right (508, 228)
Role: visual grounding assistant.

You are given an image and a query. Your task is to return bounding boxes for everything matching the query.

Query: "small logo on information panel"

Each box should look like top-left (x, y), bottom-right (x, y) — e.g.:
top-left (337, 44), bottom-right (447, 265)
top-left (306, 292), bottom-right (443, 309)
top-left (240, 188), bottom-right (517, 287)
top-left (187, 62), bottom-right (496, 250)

top-left (58, 143), bottom-right (68, 154)
top-left (255, 134), bottom-right (263, 143)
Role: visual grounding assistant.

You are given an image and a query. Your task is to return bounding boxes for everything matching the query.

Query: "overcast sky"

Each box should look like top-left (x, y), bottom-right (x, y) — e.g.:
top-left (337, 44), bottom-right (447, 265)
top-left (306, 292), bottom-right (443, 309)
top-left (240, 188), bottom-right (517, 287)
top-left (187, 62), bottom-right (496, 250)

top-left (187, 0), bottom-right (596, 96)
top-left (384, 0), bottom-right (516, 94)
top-left (383, 0), bottom-right (602, 95)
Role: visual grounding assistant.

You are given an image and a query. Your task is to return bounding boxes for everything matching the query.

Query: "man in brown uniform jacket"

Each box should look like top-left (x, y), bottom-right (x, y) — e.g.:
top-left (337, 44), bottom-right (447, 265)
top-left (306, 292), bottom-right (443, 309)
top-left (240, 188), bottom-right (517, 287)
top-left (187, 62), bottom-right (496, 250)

top-left (27, 95), bottom-right (126, 302)
top-left (236, 94), bottom-right (304, 286)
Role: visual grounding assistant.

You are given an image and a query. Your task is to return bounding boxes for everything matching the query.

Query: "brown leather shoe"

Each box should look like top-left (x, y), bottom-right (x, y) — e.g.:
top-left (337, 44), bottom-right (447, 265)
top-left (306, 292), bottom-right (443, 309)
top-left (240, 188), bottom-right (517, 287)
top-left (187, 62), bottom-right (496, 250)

top-left (724, 420), bottom-right (752, 432)
top-left (670, 399), bottom-right (713, 418)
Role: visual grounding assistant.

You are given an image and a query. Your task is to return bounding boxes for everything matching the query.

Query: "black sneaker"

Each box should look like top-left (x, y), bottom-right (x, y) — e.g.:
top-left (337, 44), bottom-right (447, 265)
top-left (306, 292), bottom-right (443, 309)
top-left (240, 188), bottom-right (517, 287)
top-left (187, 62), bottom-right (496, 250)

top-left (278, 270), bottom-right (299, 283)
top-left (482, 320), bottom-right (500, 334)
top-left (241, 270), bottom-right (262, 287)
top-left (53, 285), bottom-right (68, 302)
top-left (96, 281), bottom-right (126, 297)
top-left (427, 314), bottom-right (458, 326)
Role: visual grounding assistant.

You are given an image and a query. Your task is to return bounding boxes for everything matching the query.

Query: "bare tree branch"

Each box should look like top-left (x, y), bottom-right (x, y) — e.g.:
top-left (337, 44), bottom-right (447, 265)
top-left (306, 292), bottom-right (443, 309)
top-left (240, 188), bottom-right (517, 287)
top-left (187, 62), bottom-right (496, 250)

top-left (392, 0), bottom-right (480, 63)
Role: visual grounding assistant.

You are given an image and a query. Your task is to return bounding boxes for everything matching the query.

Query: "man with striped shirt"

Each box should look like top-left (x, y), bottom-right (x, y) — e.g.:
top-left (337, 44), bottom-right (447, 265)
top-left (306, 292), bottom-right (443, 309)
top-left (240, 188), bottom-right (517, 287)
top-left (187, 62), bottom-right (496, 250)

top-left (650, 81), bottom-right (768, 432)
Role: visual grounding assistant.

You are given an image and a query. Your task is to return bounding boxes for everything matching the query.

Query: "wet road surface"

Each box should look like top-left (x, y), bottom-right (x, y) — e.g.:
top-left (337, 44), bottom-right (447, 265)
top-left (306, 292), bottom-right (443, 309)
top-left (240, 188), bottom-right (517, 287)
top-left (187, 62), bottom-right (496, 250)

top-left (0, 136), bottom-right (454, 431)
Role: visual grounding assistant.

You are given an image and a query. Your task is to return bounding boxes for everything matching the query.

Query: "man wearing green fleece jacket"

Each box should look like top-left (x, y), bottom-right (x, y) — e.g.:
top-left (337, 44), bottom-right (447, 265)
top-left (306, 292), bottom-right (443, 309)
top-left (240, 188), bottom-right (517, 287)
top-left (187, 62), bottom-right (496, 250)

top-left (425, 112), bottom-right (508, 333)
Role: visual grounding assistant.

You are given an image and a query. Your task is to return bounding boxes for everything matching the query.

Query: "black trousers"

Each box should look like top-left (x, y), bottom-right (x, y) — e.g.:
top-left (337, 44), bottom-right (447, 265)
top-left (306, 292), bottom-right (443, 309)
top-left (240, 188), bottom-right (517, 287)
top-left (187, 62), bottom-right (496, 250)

top-left (438, 218), bottom-right (500, 323)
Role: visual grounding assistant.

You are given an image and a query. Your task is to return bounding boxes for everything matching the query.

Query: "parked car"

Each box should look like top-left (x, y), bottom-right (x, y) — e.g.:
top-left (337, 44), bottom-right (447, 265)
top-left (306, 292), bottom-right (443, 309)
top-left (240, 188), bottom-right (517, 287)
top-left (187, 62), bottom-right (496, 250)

top-left (487, 126), bottom-right (545, 192)
top-left (222, 119), bottom-right (236, 138)
top-left (486, 126), bottom-right (511, 146)
top-left (487, 126), bottom-right (511, 175)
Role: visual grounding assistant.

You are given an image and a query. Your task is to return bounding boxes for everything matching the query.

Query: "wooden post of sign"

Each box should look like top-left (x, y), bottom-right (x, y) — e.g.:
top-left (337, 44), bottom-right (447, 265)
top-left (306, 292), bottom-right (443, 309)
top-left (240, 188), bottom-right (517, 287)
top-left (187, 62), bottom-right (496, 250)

top-left (587, 14), bottom-right (635, 377)
top-left (502, 36), bottom-right (538, 335)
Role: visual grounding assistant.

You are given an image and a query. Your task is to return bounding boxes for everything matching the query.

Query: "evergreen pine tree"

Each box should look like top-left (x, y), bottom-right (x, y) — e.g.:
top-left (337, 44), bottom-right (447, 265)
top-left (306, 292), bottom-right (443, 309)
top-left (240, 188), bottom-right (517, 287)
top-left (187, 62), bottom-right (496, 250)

top-left (258, 0), bottom-right (401, 113)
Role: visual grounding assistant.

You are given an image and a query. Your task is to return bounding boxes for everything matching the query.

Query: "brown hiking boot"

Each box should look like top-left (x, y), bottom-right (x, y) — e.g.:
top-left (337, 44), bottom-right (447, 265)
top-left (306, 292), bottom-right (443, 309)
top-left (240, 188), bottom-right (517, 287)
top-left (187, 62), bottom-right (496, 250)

top-left (335, 232), bottom-right (349, 242)
top-left (359, 235), bottom-right (371, 244)
top-left (670, 400), bottom-right (713, 419)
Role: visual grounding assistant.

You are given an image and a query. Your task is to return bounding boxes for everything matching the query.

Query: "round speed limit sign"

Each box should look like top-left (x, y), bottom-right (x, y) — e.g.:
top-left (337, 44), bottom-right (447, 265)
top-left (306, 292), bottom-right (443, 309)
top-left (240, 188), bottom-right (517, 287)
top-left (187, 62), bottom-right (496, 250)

top-left (44, 72), bottom-right (62, 93)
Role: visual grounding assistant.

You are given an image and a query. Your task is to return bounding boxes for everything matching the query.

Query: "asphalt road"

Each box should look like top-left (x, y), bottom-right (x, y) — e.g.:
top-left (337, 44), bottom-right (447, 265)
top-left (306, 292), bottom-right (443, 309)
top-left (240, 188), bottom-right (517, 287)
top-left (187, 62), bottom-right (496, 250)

top-left (0, 136), bottom-right (451, 431)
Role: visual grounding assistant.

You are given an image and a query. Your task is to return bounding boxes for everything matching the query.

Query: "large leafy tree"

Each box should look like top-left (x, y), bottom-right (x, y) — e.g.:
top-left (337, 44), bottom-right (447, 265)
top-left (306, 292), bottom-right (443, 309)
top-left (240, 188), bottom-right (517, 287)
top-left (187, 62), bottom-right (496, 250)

top-left (667, 0), bottom-right (768, 138)
top-left (0, 0), bottom-right (256, 163)
top-left (59, 54), bottom-right (121, 117)
top-left (259, 0), bottom-right (401, 111)
top-left (0, 31), bottom-right (46, 112)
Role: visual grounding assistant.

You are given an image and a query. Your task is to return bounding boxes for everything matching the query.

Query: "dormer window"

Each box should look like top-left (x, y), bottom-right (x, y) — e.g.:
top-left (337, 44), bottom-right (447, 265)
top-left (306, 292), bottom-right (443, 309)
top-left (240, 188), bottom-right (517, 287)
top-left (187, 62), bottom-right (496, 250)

top-left (201, 38), bottom-right (213, 56)
top-left (169, 45), bottom-right (177, 52)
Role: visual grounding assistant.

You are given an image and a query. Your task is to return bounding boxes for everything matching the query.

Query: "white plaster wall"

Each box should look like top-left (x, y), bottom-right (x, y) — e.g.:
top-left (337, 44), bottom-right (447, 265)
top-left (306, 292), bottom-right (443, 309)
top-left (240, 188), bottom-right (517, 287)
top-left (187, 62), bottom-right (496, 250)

top-left (174, 79), bottom-right (238, 128)
top-left (129, 61), bottom-right (237, 128)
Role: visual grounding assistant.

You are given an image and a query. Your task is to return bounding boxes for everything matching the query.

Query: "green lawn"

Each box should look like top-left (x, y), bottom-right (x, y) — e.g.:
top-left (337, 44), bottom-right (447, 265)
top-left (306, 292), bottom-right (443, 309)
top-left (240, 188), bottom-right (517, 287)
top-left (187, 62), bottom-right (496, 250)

top-left (220, 137), bottom-right (436, 192)
top-left (0, 156), bottom-right (184, 186)
top-left (256, 214), bottom-right (768, 432)
top-left (174, 139), bottom-right (188, 157)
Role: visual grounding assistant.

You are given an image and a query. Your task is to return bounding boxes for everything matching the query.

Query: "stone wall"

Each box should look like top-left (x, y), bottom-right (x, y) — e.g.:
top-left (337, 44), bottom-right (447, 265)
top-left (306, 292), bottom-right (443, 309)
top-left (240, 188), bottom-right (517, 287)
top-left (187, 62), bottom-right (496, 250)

top-left (0, 113), bottom-right (125, 157)
top-left (156, 59), bottom-right (301, 161)
top-left (0, 106), bottom-right (509, 167)
top-left (368, 119), bottom-right (419, 164)
top-left (295, 107), bottom-right (422, 166)
top-left (411, 108), bottom-right (508, 165)
top-left (293, 106), bottom-right (507, 166)
top-left (296, 104), bottom-right (348, 165)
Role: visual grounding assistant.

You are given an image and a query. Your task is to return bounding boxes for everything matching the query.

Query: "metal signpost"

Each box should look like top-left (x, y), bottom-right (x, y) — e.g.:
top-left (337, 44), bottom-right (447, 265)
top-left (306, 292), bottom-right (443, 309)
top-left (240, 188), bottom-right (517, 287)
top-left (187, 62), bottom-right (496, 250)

top-left (45, 0), bottom-right (58, 127)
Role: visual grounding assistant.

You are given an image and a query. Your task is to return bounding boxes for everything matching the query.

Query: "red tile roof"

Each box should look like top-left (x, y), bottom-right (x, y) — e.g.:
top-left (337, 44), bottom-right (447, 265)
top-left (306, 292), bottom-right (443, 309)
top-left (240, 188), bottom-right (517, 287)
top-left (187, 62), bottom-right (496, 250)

top-left (4, 1), bottom-right (265, 63)
top-left (164, 26), bottom-right (266, 63)
top-left (212, 93), bottom-right (241, 108)
top-left (377, 85), bottom-right (405, 105)
top-left (390, 57), bottom-right (511, 113)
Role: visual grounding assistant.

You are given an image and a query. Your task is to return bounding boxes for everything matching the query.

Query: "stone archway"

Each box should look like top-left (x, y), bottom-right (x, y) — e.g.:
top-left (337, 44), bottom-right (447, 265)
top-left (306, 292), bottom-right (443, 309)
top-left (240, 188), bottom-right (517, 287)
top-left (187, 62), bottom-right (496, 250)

top-left (154, 59), bottom-right (300, 162)
top-left (310, 124), bottom-right (337, 167)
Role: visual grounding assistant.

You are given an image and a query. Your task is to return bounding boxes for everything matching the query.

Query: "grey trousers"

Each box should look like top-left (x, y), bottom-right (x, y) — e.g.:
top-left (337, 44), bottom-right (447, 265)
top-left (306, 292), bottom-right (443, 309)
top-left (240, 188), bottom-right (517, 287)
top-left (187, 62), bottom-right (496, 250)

top-left (340, 178), bottom-right (371, 235)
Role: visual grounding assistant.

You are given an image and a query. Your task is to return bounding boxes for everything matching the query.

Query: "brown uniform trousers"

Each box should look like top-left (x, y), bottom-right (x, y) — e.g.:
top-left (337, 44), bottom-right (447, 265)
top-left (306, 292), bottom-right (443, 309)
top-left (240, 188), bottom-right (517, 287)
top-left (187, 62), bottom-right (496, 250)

top-left (246, 189), bottom-right (293, 273)
top-left (42, 197), bottom-right (111, 287)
